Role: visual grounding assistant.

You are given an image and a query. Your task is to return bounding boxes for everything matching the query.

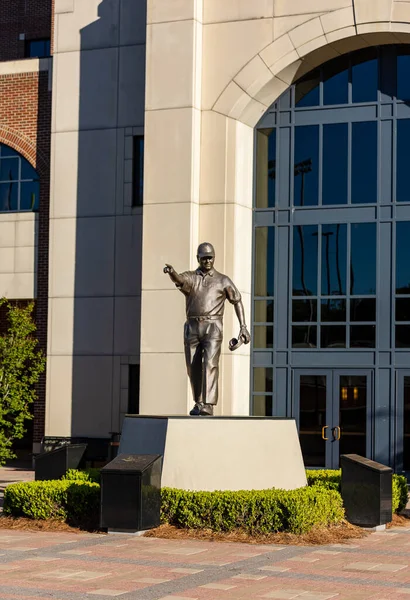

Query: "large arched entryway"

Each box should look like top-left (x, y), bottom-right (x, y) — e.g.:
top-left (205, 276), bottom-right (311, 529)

top-left (252, 45), bottom-right (410, 472)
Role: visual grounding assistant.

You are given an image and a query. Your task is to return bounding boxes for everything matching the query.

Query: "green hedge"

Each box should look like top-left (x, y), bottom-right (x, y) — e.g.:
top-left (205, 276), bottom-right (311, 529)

top-left (3, 480), bottom-right (100, 527)
top-left (306, 469), bottom-right (408, 513)
top-left (161, 486), bottom-right (344, 535)
top-left (62, 468), bottom-right (100, 484)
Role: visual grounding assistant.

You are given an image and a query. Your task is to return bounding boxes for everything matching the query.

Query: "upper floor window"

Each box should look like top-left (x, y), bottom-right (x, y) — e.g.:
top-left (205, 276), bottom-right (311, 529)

top-left (0, 144), bottom-right (39, 212)
top-left (132, 135), bottom-right (144, 207)
top-left (25, 39), bottom-right (51, 59)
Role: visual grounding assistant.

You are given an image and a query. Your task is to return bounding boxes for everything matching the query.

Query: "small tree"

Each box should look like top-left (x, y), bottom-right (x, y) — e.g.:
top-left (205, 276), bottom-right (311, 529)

top-left (0, 299), bottom-right (45, 465)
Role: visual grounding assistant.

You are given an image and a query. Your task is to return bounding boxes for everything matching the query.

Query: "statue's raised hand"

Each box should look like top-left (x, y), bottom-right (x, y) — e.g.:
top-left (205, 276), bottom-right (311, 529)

top-left (163, 264), bottom-right (174, 274)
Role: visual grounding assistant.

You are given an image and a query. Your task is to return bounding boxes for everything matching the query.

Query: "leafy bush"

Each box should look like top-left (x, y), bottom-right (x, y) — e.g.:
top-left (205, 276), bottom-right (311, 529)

top-left (161, 486), bottom-right (344, 535)
top-left (3, 480), bottom-right (100, 527)
top-left (62, 468), bottom-right (100, 484)
top-left (306, 469), bottom-right (408, 514)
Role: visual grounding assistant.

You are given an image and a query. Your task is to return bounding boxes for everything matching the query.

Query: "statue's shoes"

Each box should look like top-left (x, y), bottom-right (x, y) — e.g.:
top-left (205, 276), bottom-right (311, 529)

top-left (199, 404), bottom-right (214, 416)
top-left (189, 403), bottom-right (202, 416)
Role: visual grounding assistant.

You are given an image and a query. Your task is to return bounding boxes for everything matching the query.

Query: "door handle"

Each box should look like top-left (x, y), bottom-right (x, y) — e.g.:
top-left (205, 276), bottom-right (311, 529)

top-left (332, 426), bottom-right (341, 441)
top-left (321, 426), bottom-right (329, 440)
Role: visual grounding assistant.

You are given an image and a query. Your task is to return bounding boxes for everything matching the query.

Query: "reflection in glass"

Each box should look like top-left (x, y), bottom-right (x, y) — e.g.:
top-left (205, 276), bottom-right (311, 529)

top-left (21, 159), bottom-right (38, 181)
top-left (295, 70), bottom-right (320, 107)
top-left (396, 298), bottom-right (410, 322)
top-left (396, 325), bottom-right (410, 348)
top-left (322, 125), bottom-right (348, 206)
top-left (293, 225), bottom-right (318, 296)
top-left (0, 158), bottom-right (18, 181)
top-left (0, 182), bottom-right (17, 211)
top-left (20, 181), bottom-right (39, 211)
top-left (396, 222), bottom-right (410, 294)
top-left (254, 227), bottom-right (274, 297)
top-left (339, 375), bottom-right (367, 459)
top-left (350, 325), bottom-right (376, 347)
top-left (321, 224), bottom-right (347, 294)
top-left (352, 122), bottom-right (377, 204)
top-left (321, 326), bottom-right (346, 348)
top-left (299, 375), bottom-right (326, 467)
top-left (404, 377), bottom-right (410, 470)
top-left (256, 129), bottom-right (276, 208)
top-left (294, 126), bottom-right (319, 207)
top-left (398, 54), bottom-right (410, 100)
top-left (254, 300), bottom-right (274, 323)
top-left (397, 120), bottom-right (410, 203)
top-left (352, 57), bottom-right (378, 103)
top-left (253, 368), bottom-right (273, 393)
top-left (350, 223), bottom-right (376, 295)
top-left (292, 326), bottom-right (317, 348)
top-left (253, 325), bottom-right (273, 348)
top-left (292, 299), bottom-right (317, 322)
top-left (252, 396), bottom-right (273, 417)
top-left (0, 146), bottom-right (18, 158)
top-left (323, 65), bottom-right (348, 106)
top-left (321, 299), bottom-right (346, 322)
top-left (351, 298), bottom-right (376, 322)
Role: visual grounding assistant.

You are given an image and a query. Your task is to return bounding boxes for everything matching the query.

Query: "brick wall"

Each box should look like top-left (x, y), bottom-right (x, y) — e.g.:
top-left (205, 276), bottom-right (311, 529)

top-left (0, 0), bottom-right (52, 62)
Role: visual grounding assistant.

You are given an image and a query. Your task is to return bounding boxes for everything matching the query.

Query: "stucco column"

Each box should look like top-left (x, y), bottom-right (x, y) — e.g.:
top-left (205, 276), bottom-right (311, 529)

top-left (140, 0), bottom-right (203, 414)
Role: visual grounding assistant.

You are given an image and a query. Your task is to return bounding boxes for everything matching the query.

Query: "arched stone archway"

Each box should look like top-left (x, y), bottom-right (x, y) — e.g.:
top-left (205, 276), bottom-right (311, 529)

top-left (0, 125), bottom-right (47, 177)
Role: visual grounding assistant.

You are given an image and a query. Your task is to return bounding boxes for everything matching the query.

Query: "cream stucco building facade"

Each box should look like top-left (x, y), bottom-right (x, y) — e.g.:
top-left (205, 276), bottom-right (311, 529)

top-left (35, 0), bottom-right (410, 469)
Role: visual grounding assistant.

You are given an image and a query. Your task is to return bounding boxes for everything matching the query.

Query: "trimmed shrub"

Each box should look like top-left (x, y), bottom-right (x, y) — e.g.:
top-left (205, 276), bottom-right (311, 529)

top-left (62, 468), bottom-right (100, 484)
top-left (161, 486), bottom-right (344, 535)
top-left (306, 469), bottom-right (408, 514)
top-left (3, 480), bottom-right (100, 527)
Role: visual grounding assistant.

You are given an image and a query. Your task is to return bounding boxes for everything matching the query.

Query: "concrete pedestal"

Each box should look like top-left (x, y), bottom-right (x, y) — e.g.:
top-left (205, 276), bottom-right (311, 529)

top-left (119, 416), bottom-right (307, 491)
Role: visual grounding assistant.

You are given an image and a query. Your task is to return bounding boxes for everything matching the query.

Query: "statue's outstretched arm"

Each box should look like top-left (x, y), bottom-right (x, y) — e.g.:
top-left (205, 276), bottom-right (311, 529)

top-left (163, 264), bottom-right (185, 287)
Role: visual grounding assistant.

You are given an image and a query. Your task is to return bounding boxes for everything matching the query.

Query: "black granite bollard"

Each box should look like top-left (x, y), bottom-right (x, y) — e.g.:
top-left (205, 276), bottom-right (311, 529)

top-left (100, 454), bottom-right (162, 532)
top-left (341, 454), bottom-right (393, 527)
top-left (35, 444), bottom-right (87, 481)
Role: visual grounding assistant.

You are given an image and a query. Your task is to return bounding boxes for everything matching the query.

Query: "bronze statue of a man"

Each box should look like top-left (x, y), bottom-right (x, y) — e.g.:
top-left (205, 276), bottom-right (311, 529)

top-left (164, 242), bottom-right (251, 416)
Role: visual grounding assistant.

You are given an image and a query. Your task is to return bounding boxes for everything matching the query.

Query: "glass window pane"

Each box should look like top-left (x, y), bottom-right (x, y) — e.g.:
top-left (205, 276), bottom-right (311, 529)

top-left (396, 222), bottom-right (410, 294)
top-left (294, 126), bottom-right (319, 207)
top-left (132, 136), bottom-right (144, 206)
top-left (321, 325), bottom-right (346, 348)
top-left (0, 158), bottom-right (19, 181)
top-left (293, 225), bottom-right (318, 296)
top-left (396, 325), bottom-right (410, 348)
top-left (396, 298), bottom-right (410, 322)
top-left (404, 377), bottom-right (410, 470)
top-left (352, 122), bottom-right (377, 204)
top-left (254, 300), bottom-right (274, 323)
top-left (352, 58), bottom-right (378, 103)
top-left (350, 325), bottom-right (376, 348)
top-left (253, 325), bottom-right (273, 348)
top-left (252, 396), bottom-right (273, 417)
top-left (351, 298), bottom-right (376, 322)
top-left (256, 129), bottom-right (276, 208)
top-left (295, 70), bottom-right (320, 107)
top-left (323, 67), bottom-right (348, 106)
top-left (321, 224), bottom-right (347, 295)
top-left (21, 159), bottom-right (38, 181)
top-left (20, 181), bottom-right (39, 211)
top-left (253, 368), bottom-right (273, 393)
top-left (339, 375), bottom-right (367, 458)
top-left (0, 182), bottom-right (17, 211)
top-left (322, 124), bottom-right (348, 206)
top-left (299, 375), bottom-right (326, 467)
top-left (254, 227), bottom-right (274, 297)
top-left (321, 299), bottom-right (346, 322)
top-left (0, 145), bottom-right (18, 158)
top-left (292, 326), bottom-right (317, 348)
top-left (398, 54), bottom-right (410, 100)
top-left (292, 299), bottom-right (317, 322)
top-left (350, 223), bottom-right (376, 295)
top-left (397, 120), bottom-right (410, 203)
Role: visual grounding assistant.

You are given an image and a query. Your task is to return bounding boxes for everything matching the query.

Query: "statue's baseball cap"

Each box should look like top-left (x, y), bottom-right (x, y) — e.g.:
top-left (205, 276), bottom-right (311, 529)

top-left (197, 242), bottom-right (215, 258)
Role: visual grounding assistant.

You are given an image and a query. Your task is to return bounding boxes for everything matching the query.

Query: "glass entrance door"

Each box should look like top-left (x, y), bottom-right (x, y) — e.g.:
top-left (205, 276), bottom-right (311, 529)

top-left (294, 370), bottom-right (372, 468)
top-left (396, 371), bottom-right (410, 474)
